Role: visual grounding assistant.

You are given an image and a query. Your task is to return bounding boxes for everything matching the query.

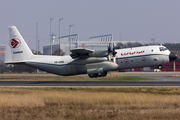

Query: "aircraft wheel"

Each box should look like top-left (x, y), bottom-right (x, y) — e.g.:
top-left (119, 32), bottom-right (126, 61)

top-left (88, 74), bottom-right (94, 78)
top-left (98, 73), bottom-right (102, 77)
top-left (158, 65), bottom-right (163, 70)
top-left (101, 72), bottom-right (107, 77)
top-left (93, 73), bottom-right (98, 78)
top-left (88, 72), bottom-right (107, 78)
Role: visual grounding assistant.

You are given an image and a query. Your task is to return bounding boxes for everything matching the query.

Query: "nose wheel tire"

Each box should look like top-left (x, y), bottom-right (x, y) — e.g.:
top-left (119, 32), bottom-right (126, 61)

top-left (158, 65), bottom-right (163, 70)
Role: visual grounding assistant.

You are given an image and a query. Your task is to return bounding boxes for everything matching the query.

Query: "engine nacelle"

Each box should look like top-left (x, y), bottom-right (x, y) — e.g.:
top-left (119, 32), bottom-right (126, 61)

top-left (88, 50), bottom-right (108, 57)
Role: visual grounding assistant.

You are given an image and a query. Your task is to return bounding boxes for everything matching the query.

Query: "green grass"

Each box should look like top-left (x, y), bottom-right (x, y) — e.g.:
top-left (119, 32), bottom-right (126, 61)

top-left (97, 76), bottom-right (157, 81)
top-left (1, 87), bottom-right (180, 95)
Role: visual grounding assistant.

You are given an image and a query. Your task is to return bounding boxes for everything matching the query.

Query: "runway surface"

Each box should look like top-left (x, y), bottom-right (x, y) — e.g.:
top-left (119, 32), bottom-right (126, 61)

top-left (125, 72), bottom-right (180, 81)
top-left (0, 81), bottom-right (180, 87)
top-left (0, 72), bottom-right (179, 87)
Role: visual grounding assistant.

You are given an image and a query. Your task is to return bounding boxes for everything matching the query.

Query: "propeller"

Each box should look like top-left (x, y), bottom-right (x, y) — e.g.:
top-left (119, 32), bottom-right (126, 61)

top-left (108, 43), bottom-right (117, 57)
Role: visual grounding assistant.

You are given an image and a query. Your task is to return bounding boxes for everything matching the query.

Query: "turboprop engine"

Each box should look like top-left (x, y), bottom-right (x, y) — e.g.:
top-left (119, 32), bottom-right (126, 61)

top-left (88, 50), bottom-right (108, 57)
top-left (88, 43), bottom-right (117, 58)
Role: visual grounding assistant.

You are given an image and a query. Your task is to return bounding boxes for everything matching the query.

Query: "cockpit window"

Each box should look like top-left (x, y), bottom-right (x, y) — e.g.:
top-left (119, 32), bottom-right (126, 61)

top-left (159, 47), bottom-right (167, 51)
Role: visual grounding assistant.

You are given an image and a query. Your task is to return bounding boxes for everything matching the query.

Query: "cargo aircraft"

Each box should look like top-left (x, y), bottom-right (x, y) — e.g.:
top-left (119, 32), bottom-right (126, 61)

top-left (5, 26), bottom-right (177, 78)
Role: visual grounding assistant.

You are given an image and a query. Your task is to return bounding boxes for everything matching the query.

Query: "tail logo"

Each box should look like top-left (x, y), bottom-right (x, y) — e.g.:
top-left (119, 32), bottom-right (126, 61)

top-left (9, 39), bottom-right (21, 48)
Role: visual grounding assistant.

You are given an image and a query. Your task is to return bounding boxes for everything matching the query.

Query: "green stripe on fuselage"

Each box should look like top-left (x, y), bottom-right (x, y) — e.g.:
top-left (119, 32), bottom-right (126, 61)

top-left (117, 54), bottom-right (168, 59)
top-left (26, 62), bottom-right (69, 66)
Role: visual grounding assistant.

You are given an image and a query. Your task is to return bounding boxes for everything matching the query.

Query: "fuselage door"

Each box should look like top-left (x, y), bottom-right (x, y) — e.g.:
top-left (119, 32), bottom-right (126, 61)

top-left (71, 64), bottom-right (77, 74)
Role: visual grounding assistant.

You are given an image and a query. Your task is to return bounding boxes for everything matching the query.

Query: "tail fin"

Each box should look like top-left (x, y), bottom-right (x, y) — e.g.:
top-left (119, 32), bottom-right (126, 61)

top-left (5, 26), bottom-right (33, 64)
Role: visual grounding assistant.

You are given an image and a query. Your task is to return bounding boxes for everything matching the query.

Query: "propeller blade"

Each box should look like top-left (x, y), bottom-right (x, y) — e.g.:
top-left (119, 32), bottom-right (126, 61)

top-left (107, 42), bottom-right (117, 57)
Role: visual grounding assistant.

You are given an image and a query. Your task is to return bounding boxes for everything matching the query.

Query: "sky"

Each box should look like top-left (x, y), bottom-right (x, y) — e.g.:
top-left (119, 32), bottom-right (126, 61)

top-left (0, 0), bottom-right (180, 51)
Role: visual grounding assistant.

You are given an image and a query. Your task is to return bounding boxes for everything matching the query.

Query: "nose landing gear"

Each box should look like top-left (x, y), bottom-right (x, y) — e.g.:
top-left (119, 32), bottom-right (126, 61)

top-left (150, 65), bottom-right (163, 70)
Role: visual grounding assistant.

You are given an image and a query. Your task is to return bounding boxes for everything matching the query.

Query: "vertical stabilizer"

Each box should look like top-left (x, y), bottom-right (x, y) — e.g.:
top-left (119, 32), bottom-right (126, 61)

top-left (5, 26), bottom-right (33, 63)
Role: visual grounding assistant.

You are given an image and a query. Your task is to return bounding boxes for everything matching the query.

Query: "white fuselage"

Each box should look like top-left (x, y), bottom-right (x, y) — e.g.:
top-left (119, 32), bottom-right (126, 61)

top-left (24, 45), bottom-right (170, 76)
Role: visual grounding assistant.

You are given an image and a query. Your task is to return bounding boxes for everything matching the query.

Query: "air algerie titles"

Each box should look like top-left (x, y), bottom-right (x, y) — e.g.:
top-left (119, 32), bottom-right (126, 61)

top-left (121, 50), bottom-right (145, 56)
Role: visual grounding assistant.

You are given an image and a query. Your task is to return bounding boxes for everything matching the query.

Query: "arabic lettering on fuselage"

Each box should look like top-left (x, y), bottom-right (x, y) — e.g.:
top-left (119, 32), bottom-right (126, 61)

top-left (121, 50), bottom-right (145, 56)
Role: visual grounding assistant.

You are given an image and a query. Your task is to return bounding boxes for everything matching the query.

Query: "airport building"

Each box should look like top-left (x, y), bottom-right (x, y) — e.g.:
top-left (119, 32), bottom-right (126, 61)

top-left (0, 45), bottom-right (5, 63)
top-left (161, 59), bottom-right (180, 71)
top-left (43, 34), bottom-right (135, 55)
top-left (0, 44), bottom-right (5, 73)
top-left (43, 34), bottom-right (79, 55)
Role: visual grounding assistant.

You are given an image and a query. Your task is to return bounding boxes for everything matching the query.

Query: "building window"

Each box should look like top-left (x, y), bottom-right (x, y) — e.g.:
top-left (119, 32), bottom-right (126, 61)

top-left (176, 65), bottom-right (178, 69)
top-left (171, 65), bottom-right (173, 68)
top-left (168, 65), bottom-right (170, 68)
top-left (165, 65), bottom-right (166, 68)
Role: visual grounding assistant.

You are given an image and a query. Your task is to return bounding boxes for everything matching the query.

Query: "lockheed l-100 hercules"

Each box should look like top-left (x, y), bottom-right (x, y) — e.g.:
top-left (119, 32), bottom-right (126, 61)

top-left (5, 26), bottom-right (177, 78)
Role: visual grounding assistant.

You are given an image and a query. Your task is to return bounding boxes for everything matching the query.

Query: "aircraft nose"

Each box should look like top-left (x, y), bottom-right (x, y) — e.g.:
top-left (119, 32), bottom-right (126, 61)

top-left (169, 52), bottom-right (177, 62)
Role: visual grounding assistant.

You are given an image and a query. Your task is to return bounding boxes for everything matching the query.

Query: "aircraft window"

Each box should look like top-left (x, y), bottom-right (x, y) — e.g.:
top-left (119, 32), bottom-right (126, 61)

top-left (159, 47), bottom-right (163, 51)
top-left (159, 47), bottom-right (168, 51)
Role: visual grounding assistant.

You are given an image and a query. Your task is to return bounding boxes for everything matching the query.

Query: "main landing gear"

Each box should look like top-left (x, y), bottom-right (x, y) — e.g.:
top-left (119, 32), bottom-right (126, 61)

top-left (88, 72), bottom-right (107, 78)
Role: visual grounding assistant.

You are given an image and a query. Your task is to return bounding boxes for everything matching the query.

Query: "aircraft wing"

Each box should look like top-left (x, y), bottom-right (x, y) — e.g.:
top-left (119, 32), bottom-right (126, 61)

top-left (70, 48), bottom-right (94, 58)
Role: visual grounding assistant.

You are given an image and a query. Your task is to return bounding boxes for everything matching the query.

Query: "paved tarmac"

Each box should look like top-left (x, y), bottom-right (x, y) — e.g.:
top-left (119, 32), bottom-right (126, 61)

top-left (124, 72), bottom-right (180, 81)
top-left (0, 81), bottom-right (180, 87)
top-left (0, 72), bottom-right (179, 87)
